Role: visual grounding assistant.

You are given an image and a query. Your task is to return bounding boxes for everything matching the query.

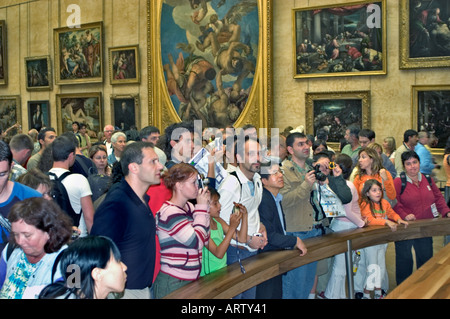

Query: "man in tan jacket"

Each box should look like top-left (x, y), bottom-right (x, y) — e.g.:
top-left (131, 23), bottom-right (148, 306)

top-left (280, 132), bottom-right (324, 299)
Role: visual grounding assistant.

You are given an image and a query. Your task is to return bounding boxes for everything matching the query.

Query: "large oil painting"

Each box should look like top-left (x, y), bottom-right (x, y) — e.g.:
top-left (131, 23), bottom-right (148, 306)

top-left (0, 96), bottom-right (21, 133)
top-left (400, 0), bottom-right (450, 69)
top-left (56, 93), bottom-right (102, 138)
top-left (158, 0), bottom-right (261, 129)
top-left (305, 91), bottom-right (371, 149)
top-left (54, 22), bottom-right (103, 85)
top-left (293, 0), bottom-right (386, 79)
top-left (412, 85), bottom-right (450, 152)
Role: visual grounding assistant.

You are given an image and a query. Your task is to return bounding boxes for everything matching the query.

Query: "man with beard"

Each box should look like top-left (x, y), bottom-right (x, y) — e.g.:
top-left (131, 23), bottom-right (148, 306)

top-left (217, 136), bottom-right (267, 299)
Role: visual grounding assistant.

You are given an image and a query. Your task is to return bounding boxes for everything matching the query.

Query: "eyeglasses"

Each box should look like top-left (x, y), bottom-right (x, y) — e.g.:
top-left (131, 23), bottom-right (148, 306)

top-left (270, 169), bottom-right (284, 176)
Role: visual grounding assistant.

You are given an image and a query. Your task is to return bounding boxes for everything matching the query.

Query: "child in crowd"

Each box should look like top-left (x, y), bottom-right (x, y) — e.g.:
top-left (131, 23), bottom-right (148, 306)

top-left (153, 163), bottom-right (210, 299)
top-left (359, 179), bottom-right (408, 299)
top-left (201, 187), bottom-right (248, 276)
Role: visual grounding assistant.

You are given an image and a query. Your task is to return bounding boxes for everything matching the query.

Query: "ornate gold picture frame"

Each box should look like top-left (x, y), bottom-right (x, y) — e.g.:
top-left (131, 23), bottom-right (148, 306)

top-left (399, 0), bottom-right (450, 69)
top-left (110, 94), bottom-right (140, 131)
top-left (109, 45), bottom-right (140, 85)
top-left (25, 55), bottom-right (52, 91)
top-left (147, 0), bottom-right (273, 132)
top-left (54, 22), bottom-right (103, 85)
top-left (293, 0), bottom-right (386, 79)
top-left (305, 91), bottom-right (371, 150)
top-left (56, 92), bottom-right (102, 138)
top-left (0, 20), bottom-right (7, 86)
top-left (0, 96), bottom-right (21, 133)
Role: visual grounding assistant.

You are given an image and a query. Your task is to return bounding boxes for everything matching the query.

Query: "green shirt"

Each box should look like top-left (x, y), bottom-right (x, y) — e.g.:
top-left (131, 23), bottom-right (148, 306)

top-left (200, 218), bottom-right (227, 276)
top-left (341, 144), bottom-right (361, 158)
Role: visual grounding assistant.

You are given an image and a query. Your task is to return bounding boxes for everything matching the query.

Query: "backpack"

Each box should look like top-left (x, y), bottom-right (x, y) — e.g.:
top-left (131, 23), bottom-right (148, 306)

top-left (87, 173), bottom-right (110, 202)
top-left (47, 171), bottom-right (81, 226)
top-left (399, 171), bottom-right (432, 195)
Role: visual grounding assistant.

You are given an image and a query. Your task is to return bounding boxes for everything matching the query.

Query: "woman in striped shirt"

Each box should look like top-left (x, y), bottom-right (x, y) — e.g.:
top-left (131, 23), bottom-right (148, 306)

top-left (153, 163), bottom-right (210, 299)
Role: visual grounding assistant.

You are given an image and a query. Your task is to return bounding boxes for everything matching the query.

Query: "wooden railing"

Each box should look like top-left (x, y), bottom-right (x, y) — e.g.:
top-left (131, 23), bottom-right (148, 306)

top-left (164, 218), bottom-right (450, 299)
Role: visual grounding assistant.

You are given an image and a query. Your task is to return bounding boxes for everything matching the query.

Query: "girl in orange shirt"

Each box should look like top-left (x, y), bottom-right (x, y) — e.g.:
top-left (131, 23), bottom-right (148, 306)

top-left (359, 179), bottom-right (408, 298)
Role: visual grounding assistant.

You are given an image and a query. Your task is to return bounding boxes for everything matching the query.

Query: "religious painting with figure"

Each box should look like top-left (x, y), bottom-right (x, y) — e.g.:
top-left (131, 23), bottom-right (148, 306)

top-left (293, 0), bottom-right (386, 79)
top-left (109, 45), bottom-right (140, 85)
top-left (56, 93), bottom-right (102, 139)
top-left (160, 0), bottom-right (259, 128)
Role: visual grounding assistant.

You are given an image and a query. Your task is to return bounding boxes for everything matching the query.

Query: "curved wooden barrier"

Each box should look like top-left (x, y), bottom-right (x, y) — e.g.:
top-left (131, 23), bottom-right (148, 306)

top-left (164, 218), bottom-right (450, 299)
top-left (385, 242), bottom-right (450, 299)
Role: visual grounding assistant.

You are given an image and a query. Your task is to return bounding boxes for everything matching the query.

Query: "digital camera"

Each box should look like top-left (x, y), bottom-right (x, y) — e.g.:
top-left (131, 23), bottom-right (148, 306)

top-left (313, 164), bottom-right (327, 182)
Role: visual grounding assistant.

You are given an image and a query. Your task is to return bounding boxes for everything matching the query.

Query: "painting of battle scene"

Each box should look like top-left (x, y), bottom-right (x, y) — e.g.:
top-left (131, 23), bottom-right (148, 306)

top-left (161, 0), bottom-right (259, 128)
top-left (294, 1), bottom-right (385, 78)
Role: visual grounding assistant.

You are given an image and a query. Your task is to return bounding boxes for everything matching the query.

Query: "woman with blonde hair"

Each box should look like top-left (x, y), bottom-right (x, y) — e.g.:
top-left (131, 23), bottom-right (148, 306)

top-left (382, 136), bottom-right (396, 164)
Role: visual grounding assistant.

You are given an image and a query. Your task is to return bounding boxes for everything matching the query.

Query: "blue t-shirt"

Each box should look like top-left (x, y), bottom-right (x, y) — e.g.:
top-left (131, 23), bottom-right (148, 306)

top-left (0, 183), bottom-right (42, 250)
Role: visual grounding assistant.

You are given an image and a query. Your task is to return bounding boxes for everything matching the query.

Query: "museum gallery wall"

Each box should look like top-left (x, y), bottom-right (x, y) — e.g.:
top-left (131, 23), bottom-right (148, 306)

top-left (0, 0), bottom-right (448, 153)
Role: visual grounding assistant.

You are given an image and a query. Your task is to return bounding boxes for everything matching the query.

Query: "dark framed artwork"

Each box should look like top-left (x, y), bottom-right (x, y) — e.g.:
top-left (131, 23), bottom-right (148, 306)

top-left (293, 0), bottom-right (387, 79)
top-left (25, 56), bottom-right (52, 91)
top-left (400, 0), bottom-right (450, 69)
top-left (305, 91), bottom-right (371, 149)
top-left (28, 100), bottom-right (51, 130)
top-left (109, 45), bottom-right (140, 85)
top-left (111, 94), bottom-right (140, 131)
top-left (54, 22), bottom-right (103, 85)
top-left (148, 0), bottom-right (273, 131)
top-left (56, 92), bottom-right (102, 138)
top-left (0, 96), bottom-right (21, 132)
top-left (0, 20), bottom-right (7, 86)
top-left (412, 85), bottom-right (450, 154)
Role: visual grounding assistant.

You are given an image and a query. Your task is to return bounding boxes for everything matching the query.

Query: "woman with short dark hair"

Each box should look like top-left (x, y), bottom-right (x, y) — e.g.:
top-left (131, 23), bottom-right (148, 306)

top-left (393, 150), bottom-right (450, 285)
top-left (0, 197), bottom-right (72, 299)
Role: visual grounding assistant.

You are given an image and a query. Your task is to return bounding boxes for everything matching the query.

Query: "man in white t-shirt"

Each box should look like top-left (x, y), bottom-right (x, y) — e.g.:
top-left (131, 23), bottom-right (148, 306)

top-left (48, 133), bottom-right (94, 236)
top-left (218, 136), bottom-right (267, 298)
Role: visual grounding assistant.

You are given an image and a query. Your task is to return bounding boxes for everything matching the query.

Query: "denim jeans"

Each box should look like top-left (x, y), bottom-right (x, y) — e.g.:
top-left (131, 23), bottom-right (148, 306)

top-left (226, 246), bottom-right (258, 299)
top-left (282, 227), bottom-right (322, 299)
